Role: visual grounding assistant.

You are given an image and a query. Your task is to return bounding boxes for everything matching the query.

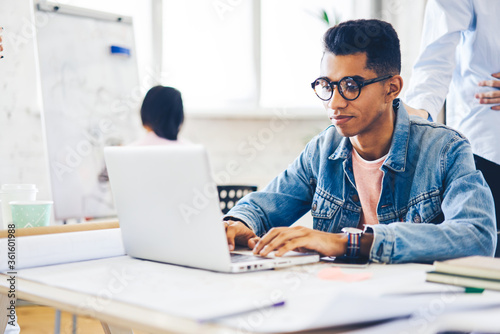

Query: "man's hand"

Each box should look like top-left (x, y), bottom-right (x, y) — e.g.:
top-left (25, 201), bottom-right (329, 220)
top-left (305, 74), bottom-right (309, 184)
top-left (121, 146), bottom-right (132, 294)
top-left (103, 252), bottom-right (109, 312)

top-left (476, 72), bottom-right (500, 110)
top-left (224, 220), bottom-right (260, 251)
top-left (252, 226), bottom-right (347, 257)
top-left (403, 102), bottom-right (430, 119)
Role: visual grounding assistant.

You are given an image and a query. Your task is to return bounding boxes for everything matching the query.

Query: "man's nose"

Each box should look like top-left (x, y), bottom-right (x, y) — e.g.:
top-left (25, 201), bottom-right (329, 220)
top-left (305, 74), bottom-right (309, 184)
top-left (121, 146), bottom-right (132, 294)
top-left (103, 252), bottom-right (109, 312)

top-left (326, 86), bottom-right (348, 111)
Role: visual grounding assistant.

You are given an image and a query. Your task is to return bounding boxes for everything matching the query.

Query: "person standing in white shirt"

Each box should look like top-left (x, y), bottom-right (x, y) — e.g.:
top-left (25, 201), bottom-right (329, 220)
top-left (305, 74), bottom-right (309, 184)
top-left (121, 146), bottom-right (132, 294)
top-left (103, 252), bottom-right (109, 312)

top-left (404, 0), bottom-right (500, 257)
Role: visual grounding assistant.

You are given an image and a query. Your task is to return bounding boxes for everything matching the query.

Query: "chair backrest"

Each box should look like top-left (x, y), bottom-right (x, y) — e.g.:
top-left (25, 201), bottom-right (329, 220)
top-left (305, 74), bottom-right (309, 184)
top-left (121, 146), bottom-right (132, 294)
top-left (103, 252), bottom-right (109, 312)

top-left (217, 185), bottom-right (258, 214)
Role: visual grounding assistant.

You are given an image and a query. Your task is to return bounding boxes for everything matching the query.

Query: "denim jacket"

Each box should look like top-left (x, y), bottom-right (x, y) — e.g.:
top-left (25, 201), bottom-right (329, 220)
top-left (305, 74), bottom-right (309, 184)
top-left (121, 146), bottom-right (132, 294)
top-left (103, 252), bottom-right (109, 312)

top-left (226, 100), bottom-right (497, 263)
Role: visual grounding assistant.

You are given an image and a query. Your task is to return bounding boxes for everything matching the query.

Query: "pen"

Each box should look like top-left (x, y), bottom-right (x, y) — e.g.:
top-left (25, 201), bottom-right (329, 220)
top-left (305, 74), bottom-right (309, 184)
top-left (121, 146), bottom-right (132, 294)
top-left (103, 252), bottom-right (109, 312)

top-left (198, 301), bottom-right (286, 323)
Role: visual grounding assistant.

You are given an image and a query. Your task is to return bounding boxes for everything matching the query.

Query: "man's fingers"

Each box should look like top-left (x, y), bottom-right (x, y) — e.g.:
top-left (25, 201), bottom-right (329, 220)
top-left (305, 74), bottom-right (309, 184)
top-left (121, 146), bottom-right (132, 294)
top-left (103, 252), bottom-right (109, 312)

top-left (255, 227), bottom-right (309, 256)
top-left (225, 222), bottom-right (236, 251)
top-left (226, 232), bottom-right (235, 251)
top-left (476, 90), bottom-right (500, 99)
top-left (478, 80), bottom-right (500, 88)
top-left (492, 72), bottom-right (500, 79)
top-left (477, 97), bottom-right (500, 104)
top-left (480, 99), bottom-right (500, 105)
top-left (253, 228), bottom-right (281, 255)
top-left (274, 238), bottom-right (309, 257)
top-left (248, 236), bottom-right (260, 249)
top-left (225, 220), bottom-right (258, 251)
top-left (253, 227), bottom-right (298, 255)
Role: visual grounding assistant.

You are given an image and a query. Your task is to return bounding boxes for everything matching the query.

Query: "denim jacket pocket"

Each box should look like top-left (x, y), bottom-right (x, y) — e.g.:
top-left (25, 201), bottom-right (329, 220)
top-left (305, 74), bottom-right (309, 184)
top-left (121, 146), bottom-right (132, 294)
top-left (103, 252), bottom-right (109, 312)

top-left (311, 190), bottom-right (342, 231)
top-left (404, 190), bottom-right (442, 224)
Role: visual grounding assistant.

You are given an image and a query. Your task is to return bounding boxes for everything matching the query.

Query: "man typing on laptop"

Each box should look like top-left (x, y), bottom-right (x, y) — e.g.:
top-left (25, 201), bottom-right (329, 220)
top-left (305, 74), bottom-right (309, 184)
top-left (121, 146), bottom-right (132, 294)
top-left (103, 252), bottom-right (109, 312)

top-left (223, 19), bottom-right (497, 264)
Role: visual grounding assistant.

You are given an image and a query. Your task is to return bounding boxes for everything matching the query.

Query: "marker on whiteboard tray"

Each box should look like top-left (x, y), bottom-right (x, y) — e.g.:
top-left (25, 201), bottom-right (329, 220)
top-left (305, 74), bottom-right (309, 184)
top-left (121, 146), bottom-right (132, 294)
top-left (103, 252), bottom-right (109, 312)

top-left (110, 45), bottom-right (131, 57)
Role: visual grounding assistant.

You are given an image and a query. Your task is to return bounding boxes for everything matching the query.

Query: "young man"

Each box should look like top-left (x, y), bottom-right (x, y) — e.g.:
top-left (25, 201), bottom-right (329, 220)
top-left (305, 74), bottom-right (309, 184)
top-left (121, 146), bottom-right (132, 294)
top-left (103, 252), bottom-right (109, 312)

top-left (223, 19), bottom-right (496, 264)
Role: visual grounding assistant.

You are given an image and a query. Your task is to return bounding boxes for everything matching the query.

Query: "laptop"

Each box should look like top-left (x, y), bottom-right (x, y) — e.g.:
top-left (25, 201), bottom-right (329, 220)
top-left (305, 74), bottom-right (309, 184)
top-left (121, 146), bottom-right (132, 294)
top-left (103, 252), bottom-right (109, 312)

top-left (104, 145), bottom-right (319, 273)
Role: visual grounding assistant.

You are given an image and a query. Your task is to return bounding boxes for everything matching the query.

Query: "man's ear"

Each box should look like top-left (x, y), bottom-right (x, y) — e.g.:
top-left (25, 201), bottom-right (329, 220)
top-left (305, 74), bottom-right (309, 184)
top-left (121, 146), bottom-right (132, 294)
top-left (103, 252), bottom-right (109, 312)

top-left (386, 75), bottom-right (403, 101)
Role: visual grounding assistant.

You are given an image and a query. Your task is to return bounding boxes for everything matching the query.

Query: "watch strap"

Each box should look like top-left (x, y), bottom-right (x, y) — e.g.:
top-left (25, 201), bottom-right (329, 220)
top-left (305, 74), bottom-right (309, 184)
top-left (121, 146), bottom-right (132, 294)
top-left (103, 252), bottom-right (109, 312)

top-left (346, 232), bottom-right (361, 258)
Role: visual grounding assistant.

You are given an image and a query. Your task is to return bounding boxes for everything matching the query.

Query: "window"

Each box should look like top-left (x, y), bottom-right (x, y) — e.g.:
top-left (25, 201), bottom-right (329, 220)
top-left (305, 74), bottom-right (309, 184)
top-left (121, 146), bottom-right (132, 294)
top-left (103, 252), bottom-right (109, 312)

top-left (161, 0), bottom-right (425, 114)
top-left (260, 0), bottom-right (353, 109)
top-left (162, 1), bottom-right (257, 111)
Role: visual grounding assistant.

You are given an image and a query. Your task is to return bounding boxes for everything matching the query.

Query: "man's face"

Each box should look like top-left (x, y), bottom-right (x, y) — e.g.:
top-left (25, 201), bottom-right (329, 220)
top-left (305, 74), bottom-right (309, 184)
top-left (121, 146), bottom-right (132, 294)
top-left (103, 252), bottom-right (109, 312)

top-left (319, 52), bottom-right (391, 138)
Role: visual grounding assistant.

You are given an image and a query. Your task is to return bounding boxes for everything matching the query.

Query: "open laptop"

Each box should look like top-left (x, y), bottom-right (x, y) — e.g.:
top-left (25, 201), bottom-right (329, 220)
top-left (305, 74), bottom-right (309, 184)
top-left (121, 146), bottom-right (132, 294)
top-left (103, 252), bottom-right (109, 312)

top-left (104, 145), bottom-right (319, 273)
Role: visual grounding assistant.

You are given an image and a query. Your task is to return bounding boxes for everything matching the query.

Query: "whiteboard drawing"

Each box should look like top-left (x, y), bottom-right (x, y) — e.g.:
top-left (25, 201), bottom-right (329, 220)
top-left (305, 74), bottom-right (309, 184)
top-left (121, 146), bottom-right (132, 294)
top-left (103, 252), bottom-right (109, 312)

top-left (36, 5), bottom-right (143, 220)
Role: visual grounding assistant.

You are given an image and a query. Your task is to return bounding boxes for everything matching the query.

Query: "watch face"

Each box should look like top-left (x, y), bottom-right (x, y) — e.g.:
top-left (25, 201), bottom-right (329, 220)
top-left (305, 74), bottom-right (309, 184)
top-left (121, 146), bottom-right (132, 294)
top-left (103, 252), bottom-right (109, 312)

top-left (341, 227), bottom-right (363, 234)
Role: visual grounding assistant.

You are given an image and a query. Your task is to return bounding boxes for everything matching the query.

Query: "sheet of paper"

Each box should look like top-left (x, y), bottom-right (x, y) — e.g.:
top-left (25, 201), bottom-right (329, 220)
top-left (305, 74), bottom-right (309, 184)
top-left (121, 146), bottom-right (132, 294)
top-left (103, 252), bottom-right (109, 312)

top-left (219, 290), bottom-right (500, 333)
top-left (16, 256), bottom-right (282, 321)
top-left (348, 299), bottom-right (500, 334)
top-left (13, 256), bottom-right (500, 332)
top-left (0, 229), bottom-right (125, 271)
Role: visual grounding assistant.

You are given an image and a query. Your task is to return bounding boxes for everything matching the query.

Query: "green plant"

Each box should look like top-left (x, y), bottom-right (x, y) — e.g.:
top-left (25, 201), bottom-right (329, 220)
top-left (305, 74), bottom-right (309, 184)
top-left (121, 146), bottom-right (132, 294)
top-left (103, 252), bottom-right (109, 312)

top-left (318, 8), bottom-right (341, 27)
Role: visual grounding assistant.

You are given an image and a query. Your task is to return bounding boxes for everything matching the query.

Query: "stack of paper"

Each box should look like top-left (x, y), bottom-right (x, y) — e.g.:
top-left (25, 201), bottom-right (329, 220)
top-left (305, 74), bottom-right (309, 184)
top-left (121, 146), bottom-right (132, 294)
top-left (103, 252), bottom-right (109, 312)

top-left (426, 256), bottom-right (500, 291)
top-left (0, 228), bottom-right (125, 272)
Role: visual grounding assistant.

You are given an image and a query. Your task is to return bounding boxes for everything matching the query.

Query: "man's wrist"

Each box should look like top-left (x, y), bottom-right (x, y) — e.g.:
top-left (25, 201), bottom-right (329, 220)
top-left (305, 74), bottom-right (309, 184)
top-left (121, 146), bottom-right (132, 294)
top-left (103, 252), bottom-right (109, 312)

top-left (339, 233), bottom-right (348, 256)
top-left (360, 233), bottom-right (374, 257)
top-left (223, 216), bottom-right (253, 232)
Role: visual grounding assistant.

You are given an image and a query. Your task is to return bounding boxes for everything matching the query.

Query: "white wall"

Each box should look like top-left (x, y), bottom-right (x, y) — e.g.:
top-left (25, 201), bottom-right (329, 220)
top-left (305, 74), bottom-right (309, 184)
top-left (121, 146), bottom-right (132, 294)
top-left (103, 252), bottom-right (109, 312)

top-left (0, 0), bottom-right (156, 225)
top-left (0, 0), bottom-right (51, 205)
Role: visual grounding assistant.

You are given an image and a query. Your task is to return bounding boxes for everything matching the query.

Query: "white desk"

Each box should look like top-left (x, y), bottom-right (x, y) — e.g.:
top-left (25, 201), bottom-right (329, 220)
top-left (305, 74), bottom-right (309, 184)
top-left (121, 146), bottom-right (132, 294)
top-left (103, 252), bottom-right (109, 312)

top-left (0, 271), bottom-right (223, 333)
top-left (2, 255), bottom-right (500, 334)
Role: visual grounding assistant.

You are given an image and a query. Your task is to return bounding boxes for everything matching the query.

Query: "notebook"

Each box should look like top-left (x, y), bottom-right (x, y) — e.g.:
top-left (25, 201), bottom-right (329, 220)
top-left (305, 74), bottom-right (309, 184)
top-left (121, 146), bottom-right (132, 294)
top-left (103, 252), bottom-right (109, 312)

top-left (426, 256), bottom-right (500, 291)
top-left (104, 145), bottom-right (319, 273)
top-left (432, 256), bottom-right (500, 280)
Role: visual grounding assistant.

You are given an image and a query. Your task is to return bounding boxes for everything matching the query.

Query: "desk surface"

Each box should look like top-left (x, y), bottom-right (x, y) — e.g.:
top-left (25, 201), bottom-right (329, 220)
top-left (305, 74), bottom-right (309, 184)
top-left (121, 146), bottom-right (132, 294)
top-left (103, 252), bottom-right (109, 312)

top-left (1, 256), bottom-right (500, 334)
top-left (0, 273), bottom-right (221, 333)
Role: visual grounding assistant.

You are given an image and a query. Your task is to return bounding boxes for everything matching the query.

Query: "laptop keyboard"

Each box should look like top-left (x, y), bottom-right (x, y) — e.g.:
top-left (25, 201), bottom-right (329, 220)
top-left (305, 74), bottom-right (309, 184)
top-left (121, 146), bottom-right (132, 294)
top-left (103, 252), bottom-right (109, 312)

top-left (230, 253), bottom-right (273, 263)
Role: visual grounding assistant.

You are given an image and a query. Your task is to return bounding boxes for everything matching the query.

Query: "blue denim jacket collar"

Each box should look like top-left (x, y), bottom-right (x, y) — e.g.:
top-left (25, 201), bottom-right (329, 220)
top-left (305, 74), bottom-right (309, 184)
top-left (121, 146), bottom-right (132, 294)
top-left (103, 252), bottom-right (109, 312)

top-left (329, 99), bottom-right (409, 173)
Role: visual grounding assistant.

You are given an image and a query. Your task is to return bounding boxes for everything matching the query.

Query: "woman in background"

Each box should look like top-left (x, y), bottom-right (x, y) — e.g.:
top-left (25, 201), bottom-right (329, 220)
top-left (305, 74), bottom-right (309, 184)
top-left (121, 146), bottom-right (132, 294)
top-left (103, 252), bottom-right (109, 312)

top-left (99, 86), bottom-right (187, 183)
top-left (131, 85), bottom-right (187, 146)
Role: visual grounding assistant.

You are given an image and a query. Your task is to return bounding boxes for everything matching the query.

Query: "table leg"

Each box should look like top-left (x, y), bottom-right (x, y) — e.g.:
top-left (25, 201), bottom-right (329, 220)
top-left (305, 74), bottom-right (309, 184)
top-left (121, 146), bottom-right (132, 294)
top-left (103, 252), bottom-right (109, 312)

top-left (0, 293), bottom-right (9, 332)
top-left (54, 309), bottom-right (61, 334)
top-left (101, 321), bottom-right (134, 334)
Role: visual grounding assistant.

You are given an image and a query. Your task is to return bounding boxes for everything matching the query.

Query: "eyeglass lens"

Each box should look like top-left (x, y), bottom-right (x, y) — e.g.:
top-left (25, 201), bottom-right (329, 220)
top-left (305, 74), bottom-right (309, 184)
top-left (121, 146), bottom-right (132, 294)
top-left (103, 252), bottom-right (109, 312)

top-left (313, 78), bottom-right (360, 101)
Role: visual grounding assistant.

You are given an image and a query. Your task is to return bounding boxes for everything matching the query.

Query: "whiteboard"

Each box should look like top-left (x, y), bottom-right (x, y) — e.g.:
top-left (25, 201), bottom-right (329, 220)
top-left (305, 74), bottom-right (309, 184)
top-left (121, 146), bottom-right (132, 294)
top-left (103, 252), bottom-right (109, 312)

top-left (36, 4), bottom-right (143, 220)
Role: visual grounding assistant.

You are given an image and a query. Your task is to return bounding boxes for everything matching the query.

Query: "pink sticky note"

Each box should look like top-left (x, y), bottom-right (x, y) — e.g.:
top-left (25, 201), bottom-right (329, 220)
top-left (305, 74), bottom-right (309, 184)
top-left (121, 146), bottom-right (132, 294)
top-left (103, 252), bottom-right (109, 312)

top-left (317, 267), bottom-right (373, 282)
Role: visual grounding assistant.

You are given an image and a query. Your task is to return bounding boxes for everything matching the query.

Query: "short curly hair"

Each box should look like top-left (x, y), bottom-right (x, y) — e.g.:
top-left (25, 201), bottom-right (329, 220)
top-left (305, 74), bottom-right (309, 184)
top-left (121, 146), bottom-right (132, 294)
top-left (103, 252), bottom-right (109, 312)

top-left (323, 19), bottom-right (401, 76)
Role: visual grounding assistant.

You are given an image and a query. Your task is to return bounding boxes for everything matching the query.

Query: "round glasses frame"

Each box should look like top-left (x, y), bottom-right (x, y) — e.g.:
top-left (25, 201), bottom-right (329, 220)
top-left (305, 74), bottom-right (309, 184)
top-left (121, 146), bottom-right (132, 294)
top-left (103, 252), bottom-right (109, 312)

top-left (311, 74), bottom-right (393, 101)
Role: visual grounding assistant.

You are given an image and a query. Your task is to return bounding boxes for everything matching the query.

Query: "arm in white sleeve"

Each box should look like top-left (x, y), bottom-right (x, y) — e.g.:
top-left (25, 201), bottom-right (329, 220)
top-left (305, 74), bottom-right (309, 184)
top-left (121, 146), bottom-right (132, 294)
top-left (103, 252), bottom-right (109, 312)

top-left (404, 0), bottom-right (474, 121)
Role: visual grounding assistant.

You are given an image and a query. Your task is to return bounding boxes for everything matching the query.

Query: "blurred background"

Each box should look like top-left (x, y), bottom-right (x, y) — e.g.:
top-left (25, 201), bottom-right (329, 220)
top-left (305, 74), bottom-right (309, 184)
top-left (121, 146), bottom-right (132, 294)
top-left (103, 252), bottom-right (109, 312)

top-left (0, 0), bottom-right (427, 226)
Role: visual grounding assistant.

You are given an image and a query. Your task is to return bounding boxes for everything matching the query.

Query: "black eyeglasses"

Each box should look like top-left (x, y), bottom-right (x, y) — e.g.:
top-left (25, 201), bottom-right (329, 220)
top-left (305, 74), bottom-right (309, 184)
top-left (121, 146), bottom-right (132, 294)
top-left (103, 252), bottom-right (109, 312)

top-left (311, 75), bottom-right (393, 101)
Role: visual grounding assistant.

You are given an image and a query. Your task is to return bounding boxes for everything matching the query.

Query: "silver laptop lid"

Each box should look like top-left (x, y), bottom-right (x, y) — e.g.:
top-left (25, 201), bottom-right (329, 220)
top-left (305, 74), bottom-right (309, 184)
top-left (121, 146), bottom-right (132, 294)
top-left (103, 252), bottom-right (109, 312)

top-left (104, 145), bottom-right (232, 272)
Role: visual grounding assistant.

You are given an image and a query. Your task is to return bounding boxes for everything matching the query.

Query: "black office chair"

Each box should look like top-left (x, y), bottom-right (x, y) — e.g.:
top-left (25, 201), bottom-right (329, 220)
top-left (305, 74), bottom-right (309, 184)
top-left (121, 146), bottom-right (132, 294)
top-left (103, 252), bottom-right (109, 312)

top-left (217, 185), bottom-right (257, 214)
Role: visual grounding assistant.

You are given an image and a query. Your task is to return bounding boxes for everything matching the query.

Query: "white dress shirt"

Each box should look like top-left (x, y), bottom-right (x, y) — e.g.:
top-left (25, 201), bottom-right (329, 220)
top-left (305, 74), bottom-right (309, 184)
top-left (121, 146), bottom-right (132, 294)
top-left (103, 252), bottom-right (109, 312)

top-left (405, 0), bottom-right (500, 165)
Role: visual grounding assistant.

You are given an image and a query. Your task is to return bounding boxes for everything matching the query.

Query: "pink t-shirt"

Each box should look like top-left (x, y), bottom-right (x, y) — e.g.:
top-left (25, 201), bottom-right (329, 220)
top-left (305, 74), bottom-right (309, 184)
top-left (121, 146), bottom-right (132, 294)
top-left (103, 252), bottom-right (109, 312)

top-left (129, 131), bottom-right (188, 146)
top-left (352, 148), bottom-right (387, 228)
